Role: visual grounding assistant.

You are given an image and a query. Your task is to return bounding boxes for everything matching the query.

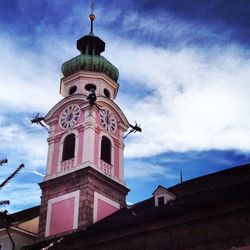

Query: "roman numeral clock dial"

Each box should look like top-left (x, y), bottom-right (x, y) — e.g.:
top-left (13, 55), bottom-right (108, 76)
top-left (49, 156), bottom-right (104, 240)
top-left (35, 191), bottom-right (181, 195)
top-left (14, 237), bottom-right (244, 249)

top-left (60, 104), bottom-right (80, 130)
top-left (100, 108), bottom-right (117, 134)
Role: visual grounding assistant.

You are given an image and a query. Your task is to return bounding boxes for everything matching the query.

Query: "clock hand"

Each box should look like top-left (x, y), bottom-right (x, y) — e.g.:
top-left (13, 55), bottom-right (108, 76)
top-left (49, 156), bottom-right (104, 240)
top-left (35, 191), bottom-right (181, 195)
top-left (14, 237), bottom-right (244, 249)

top-left (67, 113), bottom-right (73, 121)
top-left (106, 115), bottom-right (110, 125)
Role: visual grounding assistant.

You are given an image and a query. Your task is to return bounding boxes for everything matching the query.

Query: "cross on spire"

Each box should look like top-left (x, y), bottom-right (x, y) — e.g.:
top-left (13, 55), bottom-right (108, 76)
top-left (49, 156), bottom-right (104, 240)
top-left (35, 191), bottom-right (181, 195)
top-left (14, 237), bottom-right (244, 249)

top-left (90, 2), bottom-right (94, 14)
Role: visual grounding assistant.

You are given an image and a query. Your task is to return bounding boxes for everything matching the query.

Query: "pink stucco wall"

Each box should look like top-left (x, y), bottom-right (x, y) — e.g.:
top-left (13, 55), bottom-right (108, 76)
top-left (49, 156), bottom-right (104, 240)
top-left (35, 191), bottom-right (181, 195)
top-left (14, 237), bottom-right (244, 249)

top-left (51, 139), bottom-right (60, 174)
top-left (77, 129), bottom-right (84, 164)
top-left (95, 110), bottom-right (101, 127)
top-left (49, 197), bottom-right (75, 236)
top-left (94, 129), bottom-right (100, 166)
top-left (114, 144), bottom-right (119, 179)
top-left (97, 198), bottom-right (119, 221)
top-left (113, 118), bottom-right (120, 138)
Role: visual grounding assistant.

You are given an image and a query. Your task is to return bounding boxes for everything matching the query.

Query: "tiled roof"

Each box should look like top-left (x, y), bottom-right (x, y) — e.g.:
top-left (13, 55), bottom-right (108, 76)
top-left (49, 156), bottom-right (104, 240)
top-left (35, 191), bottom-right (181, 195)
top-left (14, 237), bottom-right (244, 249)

top-left (89, 181), bottom-right (250, 233)
top-left (88, 164), bottom-right (250, 232)
top-left (169, 163), bottom-right (250, 196)
top-left (10, 205), bottom-right (40, 224)
top-left (0, 205), bottom-right (40, 229)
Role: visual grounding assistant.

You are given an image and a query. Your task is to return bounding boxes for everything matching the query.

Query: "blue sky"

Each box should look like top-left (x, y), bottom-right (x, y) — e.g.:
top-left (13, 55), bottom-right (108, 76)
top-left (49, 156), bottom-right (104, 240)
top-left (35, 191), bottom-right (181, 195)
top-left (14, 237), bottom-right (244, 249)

top-left (0, 0), bottom-right (250, 212)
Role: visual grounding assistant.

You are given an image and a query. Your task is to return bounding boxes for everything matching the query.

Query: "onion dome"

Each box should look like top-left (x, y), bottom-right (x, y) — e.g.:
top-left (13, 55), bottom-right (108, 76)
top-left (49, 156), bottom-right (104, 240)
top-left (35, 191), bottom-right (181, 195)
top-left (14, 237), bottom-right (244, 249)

top-left (61, 6), bottom-right (119, 82)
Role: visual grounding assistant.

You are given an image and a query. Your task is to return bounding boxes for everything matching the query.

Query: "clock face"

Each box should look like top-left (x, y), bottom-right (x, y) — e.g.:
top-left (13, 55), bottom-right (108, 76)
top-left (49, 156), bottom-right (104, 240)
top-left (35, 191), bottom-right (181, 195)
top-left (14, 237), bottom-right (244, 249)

top-left (60, 104), bottom-right (80, 130)
top-left (100, 109), bottom-right (117, 134)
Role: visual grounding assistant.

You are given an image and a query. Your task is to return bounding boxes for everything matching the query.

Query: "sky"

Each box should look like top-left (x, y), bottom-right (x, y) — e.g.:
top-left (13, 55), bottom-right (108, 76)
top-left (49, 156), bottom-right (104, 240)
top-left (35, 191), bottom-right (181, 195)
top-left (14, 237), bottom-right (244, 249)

top-left (0, 0), bottom-right (250, 212)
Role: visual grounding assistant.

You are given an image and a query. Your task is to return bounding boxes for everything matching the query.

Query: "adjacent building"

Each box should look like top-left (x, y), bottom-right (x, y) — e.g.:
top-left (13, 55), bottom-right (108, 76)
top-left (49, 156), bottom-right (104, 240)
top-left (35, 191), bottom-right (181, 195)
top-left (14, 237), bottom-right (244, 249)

top-left (0, 206), bottom-right (39, 250)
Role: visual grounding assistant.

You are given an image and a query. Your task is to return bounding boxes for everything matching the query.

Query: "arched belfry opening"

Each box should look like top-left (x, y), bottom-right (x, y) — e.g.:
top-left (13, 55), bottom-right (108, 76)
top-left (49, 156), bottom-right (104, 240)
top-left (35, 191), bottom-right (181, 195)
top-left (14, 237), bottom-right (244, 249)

top-left (101, 136), bottom-right (111, 164)
top-left (62, 134), bottom-right (76, 161)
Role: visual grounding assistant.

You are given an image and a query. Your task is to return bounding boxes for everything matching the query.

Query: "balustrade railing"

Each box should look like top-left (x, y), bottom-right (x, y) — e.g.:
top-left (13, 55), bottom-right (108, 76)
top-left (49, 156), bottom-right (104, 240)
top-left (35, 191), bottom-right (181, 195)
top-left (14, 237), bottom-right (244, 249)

top-left (100, 159), bottom-right (112, 176)
top-left (60, 158), bottom-right (75, 172)
top-left (60, 158), bottom-right (112, 176)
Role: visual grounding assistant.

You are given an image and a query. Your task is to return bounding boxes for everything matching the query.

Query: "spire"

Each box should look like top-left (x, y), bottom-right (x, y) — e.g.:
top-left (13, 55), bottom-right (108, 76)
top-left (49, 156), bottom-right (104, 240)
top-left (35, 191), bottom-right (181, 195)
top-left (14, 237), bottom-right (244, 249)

top-left (89, 2), bottom-right (95, 36)
top-left (180, 170), bottom-right (183, 184)
top-left (62, 4), bottom-right (119, 81)
top-left (76, 3), bottom-right (105, 55)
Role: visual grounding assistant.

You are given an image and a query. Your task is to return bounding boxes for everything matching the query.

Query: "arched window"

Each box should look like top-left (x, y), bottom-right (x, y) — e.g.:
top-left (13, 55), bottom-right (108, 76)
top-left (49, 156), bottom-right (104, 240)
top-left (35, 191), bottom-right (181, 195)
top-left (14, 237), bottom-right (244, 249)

top-left (62, 134), bottom-right (75, 161)
top-left (101, 136), bottom-right (111, 164)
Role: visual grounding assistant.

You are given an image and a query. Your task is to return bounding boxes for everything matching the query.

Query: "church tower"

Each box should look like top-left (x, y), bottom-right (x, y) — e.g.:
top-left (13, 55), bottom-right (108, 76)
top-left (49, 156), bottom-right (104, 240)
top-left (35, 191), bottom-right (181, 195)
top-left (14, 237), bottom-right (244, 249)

top-left (38, 9), bottom-right (130, 238)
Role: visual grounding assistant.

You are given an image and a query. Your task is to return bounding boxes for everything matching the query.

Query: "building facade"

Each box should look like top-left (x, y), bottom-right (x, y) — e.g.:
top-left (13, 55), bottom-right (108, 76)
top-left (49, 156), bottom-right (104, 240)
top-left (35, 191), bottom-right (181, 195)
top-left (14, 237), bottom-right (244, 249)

top-left (0, 206), bottom-right (39, 250)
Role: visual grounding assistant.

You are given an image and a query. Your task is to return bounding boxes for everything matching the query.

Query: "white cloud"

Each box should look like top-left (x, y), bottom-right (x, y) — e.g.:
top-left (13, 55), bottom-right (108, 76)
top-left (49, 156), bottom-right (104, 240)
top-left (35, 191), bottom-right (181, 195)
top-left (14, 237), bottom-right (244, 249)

top-left (30, 170), bottom-right (45, 177)
top-left (0, 122), bottom-right (47, 169)
top-left (0, 33), bottom-right (63, 113)
top-left (125, 161), bottom-right (178, 181)
top-left (104, 36), bottom-right (250, 158)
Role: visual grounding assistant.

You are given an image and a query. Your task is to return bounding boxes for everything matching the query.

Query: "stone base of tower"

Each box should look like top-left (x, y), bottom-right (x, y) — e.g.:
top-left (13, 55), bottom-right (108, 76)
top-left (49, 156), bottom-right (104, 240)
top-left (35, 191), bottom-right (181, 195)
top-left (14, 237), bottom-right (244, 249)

top-left (38, 167), bottom-right (129, 239)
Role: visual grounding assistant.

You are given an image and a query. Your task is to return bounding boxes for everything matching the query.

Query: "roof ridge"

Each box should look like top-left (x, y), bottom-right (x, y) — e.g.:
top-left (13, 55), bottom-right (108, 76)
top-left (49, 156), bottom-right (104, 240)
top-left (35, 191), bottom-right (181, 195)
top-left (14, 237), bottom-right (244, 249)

top-left (169, 163), bottom-right (250, 191)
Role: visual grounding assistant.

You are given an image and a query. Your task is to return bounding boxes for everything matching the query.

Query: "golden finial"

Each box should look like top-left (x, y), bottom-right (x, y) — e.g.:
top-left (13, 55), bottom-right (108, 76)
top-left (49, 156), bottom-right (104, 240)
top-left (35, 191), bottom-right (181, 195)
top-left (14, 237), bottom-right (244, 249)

top-left (89, 2), bottom-right (95, 35)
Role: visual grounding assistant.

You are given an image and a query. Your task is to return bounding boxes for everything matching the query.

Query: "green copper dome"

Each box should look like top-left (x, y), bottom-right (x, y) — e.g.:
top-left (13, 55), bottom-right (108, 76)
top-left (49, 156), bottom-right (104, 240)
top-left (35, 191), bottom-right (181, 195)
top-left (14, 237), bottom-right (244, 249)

top-left (61, 8), bottom-right (119, 81)
top-left (61, 53), bottom-right (119, 81)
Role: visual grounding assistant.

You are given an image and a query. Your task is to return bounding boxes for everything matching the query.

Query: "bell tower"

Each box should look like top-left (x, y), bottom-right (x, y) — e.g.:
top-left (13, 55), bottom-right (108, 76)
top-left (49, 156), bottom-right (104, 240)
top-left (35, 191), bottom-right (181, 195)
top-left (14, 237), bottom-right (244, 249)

top-left (38, 9), bottom-right (130, 238)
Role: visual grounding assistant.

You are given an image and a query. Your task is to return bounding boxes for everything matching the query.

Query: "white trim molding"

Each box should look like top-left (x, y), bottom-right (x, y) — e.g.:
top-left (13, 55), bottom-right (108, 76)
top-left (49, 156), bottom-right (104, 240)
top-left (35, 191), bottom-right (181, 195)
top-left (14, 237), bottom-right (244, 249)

top-left (46, 141), bottom-right (54, 176)
top-left (45, 190), bottom-right (80, 237)
top-left (93, 191), bottom-right (120, 223)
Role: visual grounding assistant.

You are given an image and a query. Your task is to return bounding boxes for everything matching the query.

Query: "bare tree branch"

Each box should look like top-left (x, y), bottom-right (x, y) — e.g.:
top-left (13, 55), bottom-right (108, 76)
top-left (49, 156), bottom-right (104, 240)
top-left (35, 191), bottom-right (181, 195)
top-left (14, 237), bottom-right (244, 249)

top-left (0, 163), bottom-right (24, 190)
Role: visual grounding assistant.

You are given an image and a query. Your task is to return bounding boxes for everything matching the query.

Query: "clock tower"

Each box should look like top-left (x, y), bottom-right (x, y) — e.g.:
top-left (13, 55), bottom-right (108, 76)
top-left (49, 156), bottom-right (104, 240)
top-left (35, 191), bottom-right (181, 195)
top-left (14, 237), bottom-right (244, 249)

top-left (38, 10), bottom-right (130, 238)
